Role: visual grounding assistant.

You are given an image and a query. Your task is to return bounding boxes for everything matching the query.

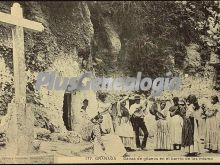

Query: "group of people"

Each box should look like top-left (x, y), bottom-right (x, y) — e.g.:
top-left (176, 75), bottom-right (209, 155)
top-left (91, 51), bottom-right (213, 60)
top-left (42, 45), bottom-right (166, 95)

top-left (80, 93), bottom-right (220, 157)
top-left (152, 94), bottom-right (220, 156)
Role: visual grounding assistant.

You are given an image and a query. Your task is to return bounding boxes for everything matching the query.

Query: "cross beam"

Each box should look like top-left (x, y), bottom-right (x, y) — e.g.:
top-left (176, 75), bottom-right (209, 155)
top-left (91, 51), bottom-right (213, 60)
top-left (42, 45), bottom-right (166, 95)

top-left (0, 3), bottom-right (44, 104)
top-left (0, 3), bottom-right (44, 32)
top-left (0, 12), bottom-right (44, 32)
top-left (0, 2), bottom-right (44, 156)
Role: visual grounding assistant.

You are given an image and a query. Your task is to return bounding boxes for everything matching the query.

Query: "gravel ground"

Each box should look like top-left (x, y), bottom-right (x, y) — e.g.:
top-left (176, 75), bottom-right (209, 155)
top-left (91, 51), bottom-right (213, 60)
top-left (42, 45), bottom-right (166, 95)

top-left (1, 137), bottom-right (217, 159)
top-left (37, 137), bottom-right (219, 158)
top-left (128, 149), bottom-right (219, 157)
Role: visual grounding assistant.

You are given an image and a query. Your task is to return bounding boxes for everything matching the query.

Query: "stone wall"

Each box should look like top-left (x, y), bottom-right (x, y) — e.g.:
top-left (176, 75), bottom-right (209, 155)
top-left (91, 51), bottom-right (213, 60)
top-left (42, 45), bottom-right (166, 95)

top-left (70, 91), bottom-right (98, 140)
top-left (0, 2), bottom-right (94, 134)
top-left (36, 52), bottom-right (81, 132)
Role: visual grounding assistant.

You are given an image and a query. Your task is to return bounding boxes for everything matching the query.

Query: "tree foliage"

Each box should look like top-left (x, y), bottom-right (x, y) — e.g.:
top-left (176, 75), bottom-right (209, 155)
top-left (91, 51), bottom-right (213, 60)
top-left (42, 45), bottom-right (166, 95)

top-left (90, 1), bottom-right (219, 77)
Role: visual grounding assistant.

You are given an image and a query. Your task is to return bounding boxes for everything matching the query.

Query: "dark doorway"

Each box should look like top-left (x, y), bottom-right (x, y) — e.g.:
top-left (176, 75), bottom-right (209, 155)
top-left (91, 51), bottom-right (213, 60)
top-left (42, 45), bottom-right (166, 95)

top-left (214, 64), bottom-right (220, 90)
top-left (62, 93), bottom-right (72, 131)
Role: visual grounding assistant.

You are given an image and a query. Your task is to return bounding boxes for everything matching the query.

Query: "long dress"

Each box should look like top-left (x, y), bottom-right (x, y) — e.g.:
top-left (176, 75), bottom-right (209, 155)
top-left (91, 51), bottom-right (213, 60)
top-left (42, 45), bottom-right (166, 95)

top-left (204, 103), bottom-right (219, 151)
top-left (169, 106), bottom-right (183, 147)
top-left (115, 102), bottom-right (135, 148)
top-left (98, 102), bottom-right (114, 134)
top-left (91, 123), bottom-right (127, 156)
top-left (198, 108), bottom-right (206, 141)
top-left (182, 104), bottom-right (201, 154)
top-left (155, 106), bottom-right (172, 150)
top-left (217, 105), bottom-right (220, 153)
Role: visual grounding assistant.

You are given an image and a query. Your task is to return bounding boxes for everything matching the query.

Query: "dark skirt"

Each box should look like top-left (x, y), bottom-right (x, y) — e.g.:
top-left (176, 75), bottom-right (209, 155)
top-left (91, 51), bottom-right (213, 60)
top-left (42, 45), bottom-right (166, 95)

top-left (182, 117), bottom-right (194, 147)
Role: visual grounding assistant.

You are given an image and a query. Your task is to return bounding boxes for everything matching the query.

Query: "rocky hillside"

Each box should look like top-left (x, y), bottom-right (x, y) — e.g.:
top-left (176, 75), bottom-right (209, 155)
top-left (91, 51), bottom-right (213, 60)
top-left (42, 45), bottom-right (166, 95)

top-left (0, 1), bottom-right (219, 135)
top-left (0, 1), bottom-right (94, 132)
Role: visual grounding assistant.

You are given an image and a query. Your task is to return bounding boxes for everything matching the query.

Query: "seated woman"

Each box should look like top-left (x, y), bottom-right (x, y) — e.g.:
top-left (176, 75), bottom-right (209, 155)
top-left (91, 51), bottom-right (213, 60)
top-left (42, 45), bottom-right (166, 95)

top-left (90, 112), bottom-right (128, 157)
top-left (79, 99), bottom-right (93, 141)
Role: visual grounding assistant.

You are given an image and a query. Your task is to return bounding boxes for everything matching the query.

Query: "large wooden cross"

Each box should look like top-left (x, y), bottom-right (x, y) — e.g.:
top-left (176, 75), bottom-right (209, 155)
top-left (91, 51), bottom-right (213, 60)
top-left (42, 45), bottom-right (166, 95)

top-left (0, 2), bottom-right (44, 103)
top-left (0, 3), bottom-right (44, 155)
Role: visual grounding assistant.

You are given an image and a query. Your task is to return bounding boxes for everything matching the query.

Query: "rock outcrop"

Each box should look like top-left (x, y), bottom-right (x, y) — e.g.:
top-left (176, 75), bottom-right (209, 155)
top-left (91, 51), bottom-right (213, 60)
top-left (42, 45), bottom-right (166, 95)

top-left (0, 2), bottom-right (219, 145)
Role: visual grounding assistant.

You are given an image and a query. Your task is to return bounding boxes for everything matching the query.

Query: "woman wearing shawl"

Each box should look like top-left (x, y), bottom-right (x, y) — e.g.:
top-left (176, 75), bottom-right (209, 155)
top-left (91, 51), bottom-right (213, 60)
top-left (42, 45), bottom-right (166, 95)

top-left (182, 95), bottom-right (201, 156)
top-left (154, 101), bottom-right (172, 151)
top-left (115, 96), bottom-right (135, 151)
top-left (90, 112), bottom-right (127, 156)
top-left (169, 97), bottom-right (183, 150)
top-left (204, 95), bottom-right (220, 153)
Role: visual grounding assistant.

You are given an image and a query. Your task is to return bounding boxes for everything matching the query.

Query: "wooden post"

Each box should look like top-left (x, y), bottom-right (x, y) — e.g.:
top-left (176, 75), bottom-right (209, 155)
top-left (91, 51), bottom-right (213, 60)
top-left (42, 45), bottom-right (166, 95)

top-left (0, 2), bottom-right (44, 156)
top-left (11, 3), bottom-right (26, 104)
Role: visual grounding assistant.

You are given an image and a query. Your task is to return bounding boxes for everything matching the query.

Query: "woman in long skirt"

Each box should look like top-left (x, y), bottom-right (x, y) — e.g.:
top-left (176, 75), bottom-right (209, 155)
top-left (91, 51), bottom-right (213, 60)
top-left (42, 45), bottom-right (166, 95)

top-left (169, 97), bottom-right (183, 150)
top-left (204, 95), bottom-right (220, 153)
top-left (115, 97), bottom-right (135, 151)
top-left (182, 95), bottom-right (201, 156)
top-left (199, 104), bottom-right (207, 142)
top-left (154, 101), bottom-right (172, 151)
top-left (97, 93), bottom-right (114, 134)
top-left (91, 113), bottom-right (127, 156)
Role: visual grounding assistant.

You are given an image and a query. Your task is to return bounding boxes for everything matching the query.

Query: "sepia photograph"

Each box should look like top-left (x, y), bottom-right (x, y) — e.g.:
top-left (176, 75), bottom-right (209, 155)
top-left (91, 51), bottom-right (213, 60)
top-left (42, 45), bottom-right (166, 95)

top-left (0, 1), bottom-right (219, 164)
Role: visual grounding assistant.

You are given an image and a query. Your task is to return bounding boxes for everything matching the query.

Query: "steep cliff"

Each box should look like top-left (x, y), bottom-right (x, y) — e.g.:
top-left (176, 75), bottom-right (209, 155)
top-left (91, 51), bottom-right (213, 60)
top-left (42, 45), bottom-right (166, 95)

top-left (0, 1), bottom-right (219, 138)
top-left (0, 1), bottom-right (94, 133)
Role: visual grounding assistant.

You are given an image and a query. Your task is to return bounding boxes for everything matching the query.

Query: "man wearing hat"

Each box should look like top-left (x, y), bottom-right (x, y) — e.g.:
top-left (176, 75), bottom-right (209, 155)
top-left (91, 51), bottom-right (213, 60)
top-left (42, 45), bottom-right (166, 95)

top-left (129, 95), bottom-right (149, 151)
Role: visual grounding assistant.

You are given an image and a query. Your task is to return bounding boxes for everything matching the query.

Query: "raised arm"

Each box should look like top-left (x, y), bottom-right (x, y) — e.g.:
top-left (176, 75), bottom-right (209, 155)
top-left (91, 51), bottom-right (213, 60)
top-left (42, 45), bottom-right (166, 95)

top-left (116, 101), bottom-right (122, 117)
top-left (169, 106), bottom-right (178, 117)
top-left (205, 108), bottom-right (217, 117)
top-left (156, 111), bottom-right (166, 119)
top-left (119, 96), bottom-right (129, 103)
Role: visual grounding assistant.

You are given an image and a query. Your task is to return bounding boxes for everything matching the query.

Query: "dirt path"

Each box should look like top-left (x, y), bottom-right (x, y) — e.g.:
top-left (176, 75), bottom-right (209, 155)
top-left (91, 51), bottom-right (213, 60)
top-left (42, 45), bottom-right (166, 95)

top-left (37, 137), bottom-right (219, 158)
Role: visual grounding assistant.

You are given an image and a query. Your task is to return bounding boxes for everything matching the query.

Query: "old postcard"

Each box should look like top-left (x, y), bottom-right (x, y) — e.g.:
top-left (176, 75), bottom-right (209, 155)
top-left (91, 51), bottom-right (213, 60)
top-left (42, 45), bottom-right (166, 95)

top-left (0, 1), bottom-right (219, 164)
